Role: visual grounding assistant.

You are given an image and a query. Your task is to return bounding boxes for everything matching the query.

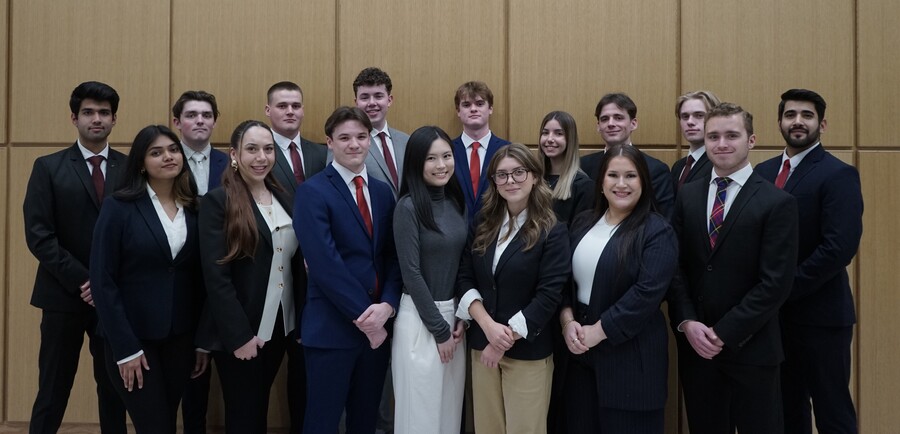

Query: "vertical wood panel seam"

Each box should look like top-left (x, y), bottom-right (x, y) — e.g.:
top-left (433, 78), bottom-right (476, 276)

top-left (674, 3), bottom-right (684, 431)
top-left (3, 0), bottom-right (11, 421)
top-left (334, 0), bottom-right (340, 111)
top-left (503, 0), bottom-right (510, 140)
top-left (168, 0), bottom-right (174, 129)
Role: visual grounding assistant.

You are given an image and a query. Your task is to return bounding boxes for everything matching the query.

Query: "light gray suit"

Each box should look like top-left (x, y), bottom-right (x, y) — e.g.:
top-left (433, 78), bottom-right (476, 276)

top-left (366, 127), bottom-right (409, 198)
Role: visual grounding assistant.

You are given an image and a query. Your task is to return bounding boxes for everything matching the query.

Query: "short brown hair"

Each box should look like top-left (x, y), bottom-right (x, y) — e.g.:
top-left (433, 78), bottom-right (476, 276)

top-left (707, 102), bottom-right (754, 136)
top-left (454, 81), bottom-right (494, 109)
top-left (324, 106), bottom-right (373, 138)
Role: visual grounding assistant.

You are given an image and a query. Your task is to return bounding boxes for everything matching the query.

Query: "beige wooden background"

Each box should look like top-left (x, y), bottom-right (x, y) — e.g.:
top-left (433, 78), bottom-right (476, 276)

top-left (1, 0), bottom-right (898, 432)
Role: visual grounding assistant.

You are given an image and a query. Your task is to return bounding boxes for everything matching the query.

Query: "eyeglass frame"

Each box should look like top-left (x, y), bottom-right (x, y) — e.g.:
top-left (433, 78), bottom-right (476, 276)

top-left (491, 167), bottom-right (531, 185)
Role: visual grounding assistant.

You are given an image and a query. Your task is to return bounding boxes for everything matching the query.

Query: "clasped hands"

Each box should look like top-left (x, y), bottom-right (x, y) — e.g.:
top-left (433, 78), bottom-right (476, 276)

top-left (682, 320), bottom-right (723, 359)
top-left (480, 321), bottom-right (522, 368)
top-left (354, 302), bottom-right (393, 349)
top-left (563, 320), bottom-right (606, 355)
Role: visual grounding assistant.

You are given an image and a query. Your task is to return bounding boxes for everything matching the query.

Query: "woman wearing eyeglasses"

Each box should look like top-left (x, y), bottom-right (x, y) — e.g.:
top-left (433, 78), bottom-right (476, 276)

top-left (456, 143), bottom-right (570, 434)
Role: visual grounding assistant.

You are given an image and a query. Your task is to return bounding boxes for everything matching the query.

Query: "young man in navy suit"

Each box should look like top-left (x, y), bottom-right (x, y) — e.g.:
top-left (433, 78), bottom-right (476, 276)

top-left (354, 67), bottom-right (409, 199)
top-left (756, 89), bottom-right (862, 434)
top-left (451, 81), bottom-right (510, 224)
top-left (671, 91), bottom-right (720, 195)
top-left (669, 103), bottom-right (799, 434)
top-left (172, 90), bottom-right (227, 434)
top-left (580, 93), bottom-right (675, 216)
top-left (266, 81), bottom-right (328, 195)
top-left (24, 81), bottom-right (127, 434)
top-left (294, 107), bottom-right (402, 434)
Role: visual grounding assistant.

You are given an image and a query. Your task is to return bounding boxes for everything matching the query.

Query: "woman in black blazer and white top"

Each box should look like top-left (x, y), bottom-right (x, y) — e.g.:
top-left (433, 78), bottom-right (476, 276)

top-left (90, 125), bottom-right (202, 433)
top-left (196, 120), bottom-right (306, 433)
top-left (560, 144), bottom-right (678, 433)
top-left (456, 143), bottom-right (570, 434)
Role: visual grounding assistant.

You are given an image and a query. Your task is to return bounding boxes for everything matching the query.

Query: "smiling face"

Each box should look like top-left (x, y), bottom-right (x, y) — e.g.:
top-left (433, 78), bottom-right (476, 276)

top-left (705, 114), bottom-right (754, 177)
top-left (679, 98), bottom-right (708, 148)
top-left (173, 100), bottom-right (216, 150)
top-left (355, 84), bottom-right (393, 131)
top-left (72, 99), bottom-right (116, 149)
top-left (327, 119), bottom-right (371, 173)
top-left (602, 156), bottom-right (641, 218)
top-left (494, 156), bottom-right (535, 214)
top-left (596, 103), bottom-right (637, 147)
top-left (423, 138), bottom-right (454, 187)
top-left (265, 89), bottom-right (304, 138)
top-left (540, 118), bottom-right (567, 160)
top-left (144, 135), bottom-right (184, 182)
top-left (779, 100), bottom-right (826, 152)
top-left (231, 126), bottom-right (276, 188)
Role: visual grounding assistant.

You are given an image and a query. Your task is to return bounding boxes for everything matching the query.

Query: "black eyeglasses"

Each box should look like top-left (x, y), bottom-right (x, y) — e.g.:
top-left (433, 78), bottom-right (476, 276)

top-left (492, 167), bottom-right (530, 185)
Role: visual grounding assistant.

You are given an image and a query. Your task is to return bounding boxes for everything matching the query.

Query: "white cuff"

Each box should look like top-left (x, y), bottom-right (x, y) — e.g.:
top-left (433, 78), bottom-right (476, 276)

top-left (117, 350), bottom-right (144, 365)
top-left (195, 348), bottom-right (210, 354)
top-left (508, 311), bottom-right (529, 339)
top-left (676, 320), bottom-right (690, 333)
top-left (455, 288), bottom-right (483, 321)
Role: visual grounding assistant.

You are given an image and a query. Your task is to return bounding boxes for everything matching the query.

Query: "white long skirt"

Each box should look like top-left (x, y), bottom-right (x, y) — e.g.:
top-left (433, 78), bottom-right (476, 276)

top-left (391, 294), bottom-right (466, 434)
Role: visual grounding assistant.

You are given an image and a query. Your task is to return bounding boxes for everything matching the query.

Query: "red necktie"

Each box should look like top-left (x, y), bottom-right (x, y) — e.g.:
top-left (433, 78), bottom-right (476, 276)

top-left (708, 177), bottom-right (732, 248)
top-left (87, 155), bottom-right (105, 205)
top-left (377, 132), bottom-right (399, 187)
top-left (469, 141), bottom-right (481, 197)
top-left (677, 155), bottom-right (695, 189)
top-left (289, 142), bottom-right (305, 185)
top-left (353, 176), bottom-right (373, 237)
top-left (774, 159), bottom-right (791, 189)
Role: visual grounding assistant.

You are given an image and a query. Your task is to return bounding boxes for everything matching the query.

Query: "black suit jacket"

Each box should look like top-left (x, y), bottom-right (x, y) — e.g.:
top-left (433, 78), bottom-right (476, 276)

top-left (567, 213), bottom-right (677, 410)
top-left (272, 137), bottom-right (328, 196)
top-left (755, 145), bottom-right (862, 327)
top-left (457, 223), bottom-right (569, 361)
top-left (24, 144), bottom-right (126, 312)
top-left (668, 172), bottom-right (799, 365)
top-left (90, 194), bottom-right (202, 361)
top-left (671, 152), bottom-right (712, 194)
top-left (196, 185), bottom-right (307, 352)
top-left (580, 148), bottom-right (675, 217)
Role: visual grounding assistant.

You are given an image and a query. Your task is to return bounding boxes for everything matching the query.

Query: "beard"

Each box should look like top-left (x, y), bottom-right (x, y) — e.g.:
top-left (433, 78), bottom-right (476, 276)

top-left (781, 126), bottom-right (820, 149)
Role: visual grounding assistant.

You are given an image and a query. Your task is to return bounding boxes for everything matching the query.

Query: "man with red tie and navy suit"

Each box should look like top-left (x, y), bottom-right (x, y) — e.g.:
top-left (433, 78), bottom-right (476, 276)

top-left (756, 89), bottom-right (862, 434)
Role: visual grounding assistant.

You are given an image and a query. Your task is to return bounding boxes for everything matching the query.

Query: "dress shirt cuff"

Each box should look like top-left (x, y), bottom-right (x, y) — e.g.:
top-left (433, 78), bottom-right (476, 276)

top-left (117, 350), bottom-right (144, 365)
top-left (508, 311), bottom-right (528, 339)
top-left (455, 288), bottom-right (483, 321)
top-left (195, 348), bottom-right (210, 354)
top-left (676, 320), bottom-right (690, 333)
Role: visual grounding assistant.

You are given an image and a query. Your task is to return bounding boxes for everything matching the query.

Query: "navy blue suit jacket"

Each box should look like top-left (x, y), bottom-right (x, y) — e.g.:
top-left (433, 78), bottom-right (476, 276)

top-left (90, 194), bottom-right (202, 361)
top-left (567, 212), bottom-right (677, 410)
top-left (207, 148), bottom-right (228, 191)
top-left (452, 134), bottom-right (510, 226)
top-left (755, 145), bottom-right (862, 327)
top-left (294, 164), bottom-right (402, 349)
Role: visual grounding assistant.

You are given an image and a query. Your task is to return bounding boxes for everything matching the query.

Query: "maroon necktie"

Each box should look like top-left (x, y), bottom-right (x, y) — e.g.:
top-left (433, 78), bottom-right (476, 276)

top-left (469, 142), bottom-right (481, 196)
top-left (289, 142), bottom-right (305, 185)
top-left (677, 155), bottom-right (695, 189)
top-left (353, 176), bottom-right (373, 237)
top-left (377, 132), bottom-right (399, 187)
top-left (774, 159), bottom-right (791, 189)
top-left (87, 155), bottom-right (105, 205)
top-left (708, 177), bottom-right (732, 248)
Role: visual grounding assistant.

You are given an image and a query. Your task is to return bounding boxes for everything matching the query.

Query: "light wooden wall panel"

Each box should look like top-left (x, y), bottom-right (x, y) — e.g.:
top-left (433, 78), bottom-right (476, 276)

top-left (6, 147), bottom-right (105, 423)
top-left (338, 0), bottom-right (507, 141)
top-left (171, 0), bottom-right (336, 145)
top-left (509, 0), bottom-right (678, 148)
top-left (0, 1), bottom-right (8, 143)
top-left (857, 151), bottom-right (900, 433)
top-left (858, 0), bottom-right (900, 147)
top-left (0, 148), bottom-right (7, 418)
top-left (9, 1), bottom-right (171, 145)
top-left (681, 0), bottom-right (854, 148)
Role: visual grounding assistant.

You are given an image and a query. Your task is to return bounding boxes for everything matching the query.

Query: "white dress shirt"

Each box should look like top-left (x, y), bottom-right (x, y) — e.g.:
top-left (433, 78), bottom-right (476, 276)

top-left (460, 131), bottom-right (493, 170)
top-left (77, 140), bottom-right (109, 177)
top-left (572, 214), bottom-right (619, 305)
top-left (273, 130), bottom-right (305, 173)
top-left (331, 161), bottom-right (372, 220)
top-left (706, 163), bottom-right (754, 222)
top-left (256, 199), bottom-right (298, 341)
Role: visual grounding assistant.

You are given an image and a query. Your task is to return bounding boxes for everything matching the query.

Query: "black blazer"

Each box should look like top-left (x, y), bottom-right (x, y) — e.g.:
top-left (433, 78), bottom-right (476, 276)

top-left (668, 172), bottom-right (799, 366)
top-left (271, 137), bottom-right (328, 195)
top-left (547, 170), bottom-right (595, 228)
top-left (89, 194), bottom-right (202, 361)
top-left (24, 144), bottom-right (126, 312)
top-left (580, 149), bottom-right (675, 218)
top-left (566, 213), bottom-right (677, 410)
top-left (196, 185), bottom-right (306, 352)
top-left (755, 145), bottom-right (862, 327)
top-left (671, 152), bottom-right (712, 194)
top-left (458, 222), bottom-right (569, 361)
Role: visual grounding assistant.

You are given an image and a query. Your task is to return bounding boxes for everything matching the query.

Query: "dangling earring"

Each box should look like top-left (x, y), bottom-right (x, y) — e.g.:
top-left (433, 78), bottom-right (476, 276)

top-left (231, 159), bottom-right (238, 171)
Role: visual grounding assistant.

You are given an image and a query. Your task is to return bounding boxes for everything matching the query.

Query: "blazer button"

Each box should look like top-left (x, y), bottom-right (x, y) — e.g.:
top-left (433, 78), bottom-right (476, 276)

top-left (368, 289), bottom-right (374, 294)
top-left (278, 265), bottom-right (284, 271)
top-left (278, 283), bottom-right (284, 288)
top-left (275, 227), bottom-right (280, 231)
top-left (277, 247), bottom-right (283, 252)
top-left (707, 265), bottom-right (713, 271)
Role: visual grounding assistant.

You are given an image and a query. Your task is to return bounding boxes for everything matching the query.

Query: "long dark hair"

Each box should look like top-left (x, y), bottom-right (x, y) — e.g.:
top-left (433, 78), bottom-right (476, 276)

top-left (398, 126), bottom-right (465, 232)
top-left (577, 144), bottom-right (657, 267)
top-left (218, 120), bottom-right (282, 263)
top-left (114, 125), bottom-right (197, 210)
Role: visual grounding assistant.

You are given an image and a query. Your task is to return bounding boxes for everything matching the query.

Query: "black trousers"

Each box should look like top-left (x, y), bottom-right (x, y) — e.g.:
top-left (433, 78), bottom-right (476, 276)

top-left (181, 356), bottom-right (213, 434)
top-left (104, 332), bottom-right (194, 434)
top-left (29, 309), bottom-right (126, 434)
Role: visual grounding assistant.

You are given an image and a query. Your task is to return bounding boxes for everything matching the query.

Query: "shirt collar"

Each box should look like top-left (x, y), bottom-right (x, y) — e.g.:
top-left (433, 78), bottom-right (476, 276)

top-left (76, 140), bottom-right (109, 159)
top-left (688, 145), bottom-right (706, 162)
top-left (462, 131), bottom-right (493, 149)
top-left (371, 123), bottom-right (390, 139)
top-left (332, 161), bottom-right (369, 185)
top-left (182, 142), bottom-right (211, 160)
top-left (780, 141), bottom-right (820, 167)
top-left (272, 130), bottom-right (302, 151)
top-left (711, 163), bottom-right (753, 187)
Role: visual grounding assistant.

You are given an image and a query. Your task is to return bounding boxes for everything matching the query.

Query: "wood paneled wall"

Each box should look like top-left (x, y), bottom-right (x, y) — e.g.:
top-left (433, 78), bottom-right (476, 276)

top-left (2, 0), bottom-right (898, 432)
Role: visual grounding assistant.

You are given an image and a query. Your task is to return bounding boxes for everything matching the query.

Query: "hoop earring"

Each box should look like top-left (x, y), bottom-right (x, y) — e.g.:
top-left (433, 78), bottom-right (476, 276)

top-left (231, 159), bottom-right (238, 171)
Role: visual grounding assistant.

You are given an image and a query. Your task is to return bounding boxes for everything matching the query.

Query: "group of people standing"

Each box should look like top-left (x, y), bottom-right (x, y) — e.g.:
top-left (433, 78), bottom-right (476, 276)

top-left (24, 68), bottom-right (861, 434)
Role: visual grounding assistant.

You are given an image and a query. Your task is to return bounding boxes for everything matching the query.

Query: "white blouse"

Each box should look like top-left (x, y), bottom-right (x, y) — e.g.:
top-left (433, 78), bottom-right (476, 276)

top-left (572, 214), bottom-right (619, 305)
top-left (255, 199), bottom-right (298, 341)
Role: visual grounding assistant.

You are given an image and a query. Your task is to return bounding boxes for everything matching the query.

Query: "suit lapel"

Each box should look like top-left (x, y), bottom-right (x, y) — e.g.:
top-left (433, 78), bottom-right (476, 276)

top-left (173, 210), bottom-right (197, 264)
top-left (273, 149), bottom-right (297, 193)
top-left (452, 138), bottom-right (476, 206)
top-left (783, 145), bottom-right (824, 192)
top-left (710, 175), bottom-right (762, 255)
top-left (208, 150), bottom-right (228, 189)
top-left (136, 196), bottom-right (175, 261)
top-left (494, 231), bottom-right (524, 277)
top-left (67, 145), bottom-right (101, 209)
top-left (389, 128), bottom-right (406, 177)
top-left (689, 154), bottom-right (710, 183)
top-left (326, 166), bottom-right (371, 238)
top-left (367, 135), bottom-right (395, 190)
